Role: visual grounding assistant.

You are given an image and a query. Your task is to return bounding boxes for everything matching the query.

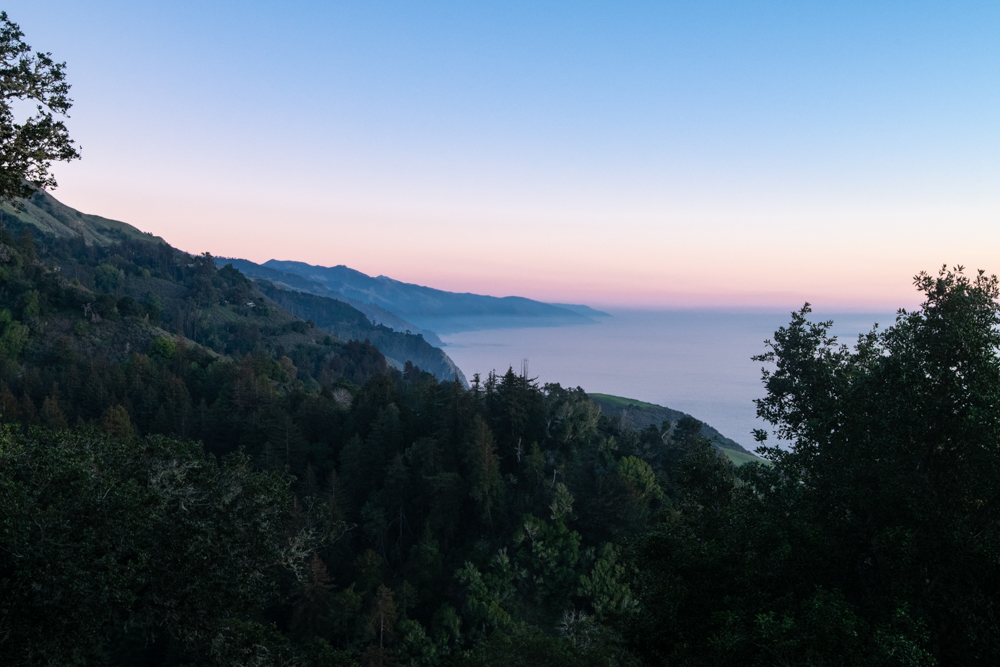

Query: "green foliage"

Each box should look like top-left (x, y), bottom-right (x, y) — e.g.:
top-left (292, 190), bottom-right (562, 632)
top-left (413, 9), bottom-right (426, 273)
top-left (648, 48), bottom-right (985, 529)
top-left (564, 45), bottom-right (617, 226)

top-left (616, 455), bottom-right (663, 509)
top-left (0, 309), bottom-right (28, 358)
top-left (93, 292), bottom-right (118, 319)
top-left (116, 295), bottom-right (144, 317)
top-left (453, 624), bottom-right (613, 667)
top-left (456, 554), bottom-right (516, 636)
top-left (148, 335), bottom-right (176, 361)
top-left (467, 414), bottom-right (503, 524)
top-left (513, 514), bottom-right (583, 608)
top-left (0, 426), bottom-right (307, 664)
top-left (578, 544), bottom-right (636, 620)
top-left (20, 289), bottom-right (38, 318)
top-left (627, 266), bottom-right (1000, 666)
top-left (94, 262), bottom-right (124, 292)
top-left (548, 481), bottom-right (574, 522)
top-left (0, 11), bottom-right (80, 201)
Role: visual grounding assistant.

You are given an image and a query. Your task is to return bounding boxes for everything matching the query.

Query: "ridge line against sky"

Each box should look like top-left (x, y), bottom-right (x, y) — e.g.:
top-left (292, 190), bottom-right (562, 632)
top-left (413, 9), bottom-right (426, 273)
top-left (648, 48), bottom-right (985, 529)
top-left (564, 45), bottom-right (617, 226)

top-left (10, 0), bottom-right (1000, 310)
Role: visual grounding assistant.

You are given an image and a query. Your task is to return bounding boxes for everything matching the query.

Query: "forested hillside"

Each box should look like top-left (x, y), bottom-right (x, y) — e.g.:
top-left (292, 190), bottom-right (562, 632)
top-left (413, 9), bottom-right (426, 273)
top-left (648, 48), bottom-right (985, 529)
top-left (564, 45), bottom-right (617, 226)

top-left (0, 217), bottom-right (384, 443)
top-left (0, 205), bottom-right (734, 665)
top-left (0, 190), bottom-right (463, 381)
top-left (0, 213), bottom-right (734, 665)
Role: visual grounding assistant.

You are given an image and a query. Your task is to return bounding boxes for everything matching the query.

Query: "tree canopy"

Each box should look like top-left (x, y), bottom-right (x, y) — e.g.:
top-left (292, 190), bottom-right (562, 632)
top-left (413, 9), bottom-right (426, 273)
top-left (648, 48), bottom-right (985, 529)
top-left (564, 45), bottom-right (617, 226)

top-left (628, 266), bottom-right (1000, 666)
top-left (0, 427), bottom-right (336, 665)
top-left (0, 11), bottom-right (79, 201)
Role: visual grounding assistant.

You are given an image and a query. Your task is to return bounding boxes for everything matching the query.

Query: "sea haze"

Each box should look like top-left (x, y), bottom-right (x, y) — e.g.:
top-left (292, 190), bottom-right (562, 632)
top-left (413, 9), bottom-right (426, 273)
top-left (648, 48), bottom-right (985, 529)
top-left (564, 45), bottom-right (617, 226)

top-left (440, 310), bottom-right (895, 449)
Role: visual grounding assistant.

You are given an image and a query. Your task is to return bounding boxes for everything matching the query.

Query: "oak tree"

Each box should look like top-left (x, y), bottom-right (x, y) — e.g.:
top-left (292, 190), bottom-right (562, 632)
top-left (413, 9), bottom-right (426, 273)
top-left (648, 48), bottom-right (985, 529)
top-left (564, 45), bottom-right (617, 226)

top-left (0, 11), bottom-right (79, 202)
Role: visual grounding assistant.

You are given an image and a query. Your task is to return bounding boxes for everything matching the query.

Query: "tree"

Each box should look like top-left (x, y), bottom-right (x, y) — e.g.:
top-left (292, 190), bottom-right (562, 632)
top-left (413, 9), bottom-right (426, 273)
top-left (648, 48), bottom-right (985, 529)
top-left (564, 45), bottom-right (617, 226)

top-left (0, 11), bottom-right (80, 202)
top-left (466, 415), bottom-right (502, 526)
top-left (628, 266), bottom-right (1000, 666)
top-left (0, 426), bottom-right (309, 664)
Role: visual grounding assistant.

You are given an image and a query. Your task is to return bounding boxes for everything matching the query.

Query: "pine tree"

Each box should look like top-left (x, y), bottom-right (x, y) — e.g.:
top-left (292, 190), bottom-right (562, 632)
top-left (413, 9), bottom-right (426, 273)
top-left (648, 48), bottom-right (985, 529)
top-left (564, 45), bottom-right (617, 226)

top-left (466, 415), bottom-right (502, 527)
top-left (40, 394), bottom-right (67, 430)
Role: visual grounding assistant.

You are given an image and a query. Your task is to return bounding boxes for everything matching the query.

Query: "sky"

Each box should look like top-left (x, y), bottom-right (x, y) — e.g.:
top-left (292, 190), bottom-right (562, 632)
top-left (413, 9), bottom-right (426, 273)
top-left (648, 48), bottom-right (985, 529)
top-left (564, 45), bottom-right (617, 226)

top-left (9, 1), bottom-right (1000, 309)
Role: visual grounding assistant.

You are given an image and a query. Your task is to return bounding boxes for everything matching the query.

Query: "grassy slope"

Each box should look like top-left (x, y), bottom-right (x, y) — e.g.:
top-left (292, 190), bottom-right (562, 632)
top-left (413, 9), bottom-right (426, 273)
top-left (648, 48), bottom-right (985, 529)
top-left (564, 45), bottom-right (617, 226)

top-left (1, 189), bottom-right (166, 246)
top-left (589, 392), bottom-right (764, 465)
top-left (720, 449), bottom-right (764, 466)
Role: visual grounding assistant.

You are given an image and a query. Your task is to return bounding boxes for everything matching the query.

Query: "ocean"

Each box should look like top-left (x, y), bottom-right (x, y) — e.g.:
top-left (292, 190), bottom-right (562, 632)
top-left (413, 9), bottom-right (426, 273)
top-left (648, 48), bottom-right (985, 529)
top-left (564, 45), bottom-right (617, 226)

top-left (439, 310), bottom-right (895, 449)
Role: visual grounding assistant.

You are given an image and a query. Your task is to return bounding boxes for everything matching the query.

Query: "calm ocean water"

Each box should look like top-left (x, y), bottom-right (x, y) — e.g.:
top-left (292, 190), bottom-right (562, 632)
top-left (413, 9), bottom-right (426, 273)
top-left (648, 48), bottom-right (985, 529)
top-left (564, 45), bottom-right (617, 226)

top-left (440, 310), bottom-right (894, 449)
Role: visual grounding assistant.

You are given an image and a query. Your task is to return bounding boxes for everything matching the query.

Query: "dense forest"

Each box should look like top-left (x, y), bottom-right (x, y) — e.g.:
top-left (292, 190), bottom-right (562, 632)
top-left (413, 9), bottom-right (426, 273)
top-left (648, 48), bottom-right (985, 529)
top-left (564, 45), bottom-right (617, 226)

top-left (4, 197), bottom-right (1000, 666)
top-left (0, 214), bottom-right (720, 666)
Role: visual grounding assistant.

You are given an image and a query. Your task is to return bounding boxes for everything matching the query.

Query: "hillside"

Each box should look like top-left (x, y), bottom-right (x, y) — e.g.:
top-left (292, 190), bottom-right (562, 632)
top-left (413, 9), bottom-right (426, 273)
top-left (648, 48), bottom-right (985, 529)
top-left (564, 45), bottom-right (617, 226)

top-left (0, 190), bottom-right (465, 384)
top-left (218, 257), bottom-right (444, 345)
top-left (264, 259), bottom-right (607, 333)
top-left (0, 219), bottom-right (395, 389)
top-left (253, 279), bottom-right (467, 385)
top-left (0, 188), bottom-right (165, 246)
top-left (589, 393), bottom-right (762, 465)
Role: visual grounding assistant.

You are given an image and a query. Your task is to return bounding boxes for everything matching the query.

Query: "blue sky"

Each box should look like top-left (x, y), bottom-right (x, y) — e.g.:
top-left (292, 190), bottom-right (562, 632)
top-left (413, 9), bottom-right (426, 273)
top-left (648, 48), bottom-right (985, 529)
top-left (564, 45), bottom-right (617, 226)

top-left (10, 1), bottom-right (1000, 307)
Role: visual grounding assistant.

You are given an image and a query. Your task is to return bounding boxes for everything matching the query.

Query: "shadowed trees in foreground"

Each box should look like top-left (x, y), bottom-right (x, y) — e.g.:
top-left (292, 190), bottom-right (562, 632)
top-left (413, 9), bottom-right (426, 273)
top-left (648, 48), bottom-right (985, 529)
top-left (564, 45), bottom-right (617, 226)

top-left (630, 267), bottom-right (1000, 666)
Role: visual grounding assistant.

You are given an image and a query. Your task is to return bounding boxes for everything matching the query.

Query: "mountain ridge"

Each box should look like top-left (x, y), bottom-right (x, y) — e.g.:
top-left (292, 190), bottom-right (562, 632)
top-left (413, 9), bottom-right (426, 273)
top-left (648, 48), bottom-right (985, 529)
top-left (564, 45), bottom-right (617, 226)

top-left (263, 259), bottom-right (605, 334)
top-left (216, 257), bottom-right (445, 346)
top-left (252, 279), bottom-right (468, 386)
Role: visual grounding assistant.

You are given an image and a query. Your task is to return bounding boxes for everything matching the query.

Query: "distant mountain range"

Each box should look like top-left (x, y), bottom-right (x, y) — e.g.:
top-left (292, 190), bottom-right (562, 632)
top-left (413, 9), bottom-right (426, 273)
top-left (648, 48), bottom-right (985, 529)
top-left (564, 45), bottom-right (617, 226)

top-left (217, 258), bottom-right (446, 346)
top-left (219, 258), bottom-right (612, 341)
top-left (251, 280), bottom-right (467, 384)
top-left (258, 259), bottom-right (610, 334)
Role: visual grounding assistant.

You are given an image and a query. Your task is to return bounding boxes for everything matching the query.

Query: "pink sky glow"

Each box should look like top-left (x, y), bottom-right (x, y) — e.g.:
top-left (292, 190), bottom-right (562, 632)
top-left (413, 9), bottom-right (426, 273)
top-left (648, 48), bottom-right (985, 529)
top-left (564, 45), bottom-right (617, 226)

top-left (49, 174), bottom-right (959, 313)
top-left (12, 0), bottom-right (1000, 314)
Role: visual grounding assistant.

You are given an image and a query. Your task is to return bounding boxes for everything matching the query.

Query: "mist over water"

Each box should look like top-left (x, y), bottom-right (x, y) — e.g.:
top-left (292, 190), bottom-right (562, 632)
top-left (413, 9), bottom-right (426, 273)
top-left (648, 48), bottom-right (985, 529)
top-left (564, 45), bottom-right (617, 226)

top-left (440, 310), bottom-right (894, 449)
